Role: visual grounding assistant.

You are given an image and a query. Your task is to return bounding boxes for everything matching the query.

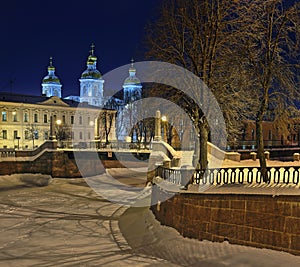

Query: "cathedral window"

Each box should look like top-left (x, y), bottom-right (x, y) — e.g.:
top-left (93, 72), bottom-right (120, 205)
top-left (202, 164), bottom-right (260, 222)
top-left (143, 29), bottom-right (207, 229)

top-left (83, 86), bottom-right (87, 96)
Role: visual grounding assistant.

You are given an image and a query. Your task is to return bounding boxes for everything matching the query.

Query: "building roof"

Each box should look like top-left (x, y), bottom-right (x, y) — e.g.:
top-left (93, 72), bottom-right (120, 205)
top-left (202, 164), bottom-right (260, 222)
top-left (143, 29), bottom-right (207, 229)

top-left (0, 92), bottom-right (114, 111)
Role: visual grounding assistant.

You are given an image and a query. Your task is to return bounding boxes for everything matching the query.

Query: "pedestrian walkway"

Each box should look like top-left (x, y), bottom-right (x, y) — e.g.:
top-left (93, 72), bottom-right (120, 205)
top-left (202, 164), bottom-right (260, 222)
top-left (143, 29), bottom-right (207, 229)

top-left (0, 175), bottom-right (176, 266)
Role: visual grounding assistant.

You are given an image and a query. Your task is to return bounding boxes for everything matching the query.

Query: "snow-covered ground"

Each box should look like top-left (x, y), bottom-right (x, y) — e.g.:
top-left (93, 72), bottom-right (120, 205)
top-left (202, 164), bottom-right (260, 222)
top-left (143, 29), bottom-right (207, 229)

top-left (120, 206), bottom-right (300, 267)
top-left (0, 171), bottom-right (299, 266)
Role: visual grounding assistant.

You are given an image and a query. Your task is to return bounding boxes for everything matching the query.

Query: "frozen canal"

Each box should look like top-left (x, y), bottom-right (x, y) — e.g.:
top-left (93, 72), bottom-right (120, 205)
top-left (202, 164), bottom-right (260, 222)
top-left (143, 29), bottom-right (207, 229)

top-left (0, 171), bottom-right (299, 267)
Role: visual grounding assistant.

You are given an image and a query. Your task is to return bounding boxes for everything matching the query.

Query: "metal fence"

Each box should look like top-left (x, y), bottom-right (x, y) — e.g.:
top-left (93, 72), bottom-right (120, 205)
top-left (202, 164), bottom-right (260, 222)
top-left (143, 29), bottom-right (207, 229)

top-left (156, 166), bottom-right (300, 186)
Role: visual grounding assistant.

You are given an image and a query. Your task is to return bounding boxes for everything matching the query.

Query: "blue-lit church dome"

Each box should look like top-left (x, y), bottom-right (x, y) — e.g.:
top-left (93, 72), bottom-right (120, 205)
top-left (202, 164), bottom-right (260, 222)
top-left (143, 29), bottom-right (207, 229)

top-left (41, 57), bottom-right (62, 98)
top-left (123, 59), bottom-right (142, 104)
top-left (123, 60), bottom-right (141, 86)
top-left (42, 57), bottom-right (61, 84)
top-left (79, 44), bottom-right (105, 107)
top-left (81, 46), bottom-right (102, 79)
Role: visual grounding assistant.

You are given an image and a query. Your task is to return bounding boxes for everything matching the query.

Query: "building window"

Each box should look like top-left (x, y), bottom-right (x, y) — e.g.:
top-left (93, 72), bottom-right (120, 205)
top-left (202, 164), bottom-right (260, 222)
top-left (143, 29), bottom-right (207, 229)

top-left (25, 130), bottom-right (30, 140)
top-left (71, 131), bottom-right (74, 139)
top-left (79, 132), bottom-right (83, 139)
top-left (34, 113), bottom-right (38, 123)
top-left (88, 132), bottom-right (91, 139)
top-left (2, 111), bottom-right (7, 122)
top-left (2, 130), bottom-right (7, 139)
top-left (62, 115), bottom-right (66, 124)
top-left (44, 114), bottom-right (47, 123)
top-left (79, 116), bottom-right (82, 125)
top-left (71, 116), bottom-right (74, 124)
top-left (12, 111), bottom-right (17, 122)
top-left (13, 130), bottom-right (18, 139)
top-left (24, 113), bottom-right (28, 122)
top-left (34, 130), bottom-right (39, 139)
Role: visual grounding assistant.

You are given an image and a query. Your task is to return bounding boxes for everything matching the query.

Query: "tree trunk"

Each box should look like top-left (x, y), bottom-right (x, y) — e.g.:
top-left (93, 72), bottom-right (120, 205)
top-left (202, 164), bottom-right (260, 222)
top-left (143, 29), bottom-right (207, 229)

top-left (256, 117), bottom-right (269, 182)
top-left (199, 120), bottom-right (209, 176)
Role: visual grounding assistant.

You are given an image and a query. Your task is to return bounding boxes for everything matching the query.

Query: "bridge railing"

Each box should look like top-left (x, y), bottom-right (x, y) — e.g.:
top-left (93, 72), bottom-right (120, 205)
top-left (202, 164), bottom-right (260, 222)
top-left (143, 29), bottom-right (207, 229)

top-left (156, 166), bottom-right (300, 186)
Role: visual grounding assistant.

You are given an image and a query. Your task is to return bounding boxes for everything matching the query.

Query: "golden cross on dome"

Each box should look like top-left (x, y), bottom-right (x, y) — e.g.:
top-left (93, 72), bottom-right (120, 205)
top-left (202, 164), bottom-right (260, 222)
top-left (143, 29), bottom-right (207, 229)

top-left (90, 43), bottom-right (95, 56)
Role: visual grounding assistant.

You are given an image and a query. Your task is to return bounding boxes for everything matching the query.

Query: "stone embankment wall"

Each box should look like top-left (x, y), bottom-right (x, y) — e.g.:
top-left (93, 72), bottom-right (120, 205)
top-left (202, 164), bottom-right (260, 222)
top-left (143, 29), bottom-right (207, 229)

top-left (0, 151), bottom-right (104, 178)
top-left (151, 188), bottom-right (300, 255)
top-left (0, 150), bottom-right (149, 178)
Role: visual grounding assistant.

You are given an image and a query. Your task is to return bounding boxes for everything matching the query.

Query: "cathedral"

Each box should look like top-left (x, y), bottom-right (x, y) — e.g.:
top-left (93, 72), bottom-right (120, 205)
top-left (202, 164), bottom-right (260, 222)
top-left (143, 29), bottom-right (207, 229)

top-left (0, 44), bottom-right (144, 149)
top-left (42, 44), bottom-right (143, 109)
top-left (41, 43), bottom-right (143, 141)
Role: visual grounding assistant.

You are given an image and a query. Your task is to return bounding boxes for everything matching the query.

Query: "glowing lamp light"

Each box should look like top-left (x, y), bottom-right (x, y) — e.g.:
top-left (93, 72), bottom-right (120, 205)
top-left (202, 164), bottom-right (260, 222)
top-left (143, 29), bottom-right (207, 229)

top-left (56, 119), bottom-right (62, 125)
top-left (161, 115), bottom-right (167, 122)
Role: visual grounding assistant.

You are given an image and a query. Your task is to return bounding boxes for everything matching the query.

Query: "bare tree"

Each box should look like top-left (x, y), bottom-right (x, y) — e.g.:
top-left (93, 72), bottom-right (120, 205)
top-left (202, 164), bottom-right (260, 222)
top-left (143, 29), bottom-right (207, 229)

top-left (237, 0), bottom-right (299, 181)
top-left (145, 0), bottom-right (254, 172)
top-left (99, 111), bottom-right (115, 145)
top-left (25, 124), bottom-right (39, 149)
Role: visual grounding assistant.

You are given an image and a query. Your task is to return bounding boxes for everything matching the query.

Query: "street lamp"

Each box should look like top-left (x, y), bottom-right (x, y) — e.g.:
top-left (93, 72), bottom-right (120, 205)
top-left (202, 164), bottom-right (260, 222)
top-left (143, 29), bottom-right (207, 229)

top-left (56, 119), bottom-right (62, 147)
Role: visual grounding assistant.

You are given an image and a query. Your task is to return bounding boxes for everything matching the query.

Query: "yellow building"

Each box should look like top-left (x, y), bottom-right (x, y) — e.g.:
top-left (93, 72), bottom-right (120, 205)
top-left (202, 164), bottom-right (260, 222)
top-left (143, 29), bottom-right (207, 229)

top-left (0, 93), bottom-right (116, 149)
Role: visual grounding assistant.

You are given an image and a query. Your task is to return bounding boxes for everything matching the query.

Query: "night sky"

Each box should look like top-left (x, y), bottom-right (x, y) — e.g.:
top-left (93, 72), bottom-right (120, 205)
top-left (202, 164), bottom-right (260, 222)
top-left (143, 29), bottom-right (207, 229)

top-left (0, 0), bottom-right (159, 97)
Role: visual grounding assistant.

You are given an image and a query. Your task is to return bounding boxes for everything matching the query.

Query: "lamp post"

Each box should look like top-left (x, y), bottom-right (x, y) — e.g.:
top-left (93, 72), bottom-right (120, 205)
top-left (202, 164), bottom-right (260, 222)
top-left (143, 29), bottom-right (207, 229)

top-left (56, 119), bottom-right (62, 147)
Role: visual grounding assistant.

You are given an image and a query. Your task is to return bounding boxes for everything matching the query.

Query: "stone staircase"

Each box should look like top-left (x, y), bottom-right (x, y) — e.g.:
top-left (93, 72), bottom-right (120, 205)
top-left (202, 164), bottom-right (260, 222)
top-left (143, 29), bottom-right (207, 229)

top-left (180, 150), bottom-right (194, 167)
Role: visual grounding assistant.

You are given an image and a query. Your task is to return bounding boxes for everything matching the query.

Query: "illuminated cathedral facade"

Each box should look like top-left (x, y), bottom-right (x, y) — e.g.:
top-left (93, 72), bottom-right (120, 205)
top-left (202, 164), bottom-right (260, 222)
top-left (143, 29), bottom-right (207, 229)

top-left (41, 44), bottom-right (143, 141)
top-left (42, 44), bottom-right (142, 110)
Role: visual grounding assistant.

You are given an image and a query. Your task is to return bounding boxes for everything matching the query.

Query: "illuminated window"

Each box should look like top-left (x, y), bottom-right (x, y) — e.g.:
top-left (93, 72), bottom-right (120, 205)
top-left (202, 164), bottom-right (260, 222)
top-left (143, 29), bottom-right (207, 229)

top-left (12, 111), bottom-right (17, 122)
top-left (34, 130), bottom-right (39, 139)
top-left (1, 111), bottom-right (7, 122)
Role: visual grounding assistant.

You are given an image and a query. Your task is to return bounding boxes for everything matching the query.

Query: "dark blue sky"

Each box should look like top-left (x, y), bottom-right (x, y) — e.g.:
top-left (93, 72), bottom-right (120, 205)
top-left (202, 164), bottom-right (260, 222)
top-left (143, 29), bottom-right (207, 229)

top-left (0, 0), bottom-right (159, 97)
